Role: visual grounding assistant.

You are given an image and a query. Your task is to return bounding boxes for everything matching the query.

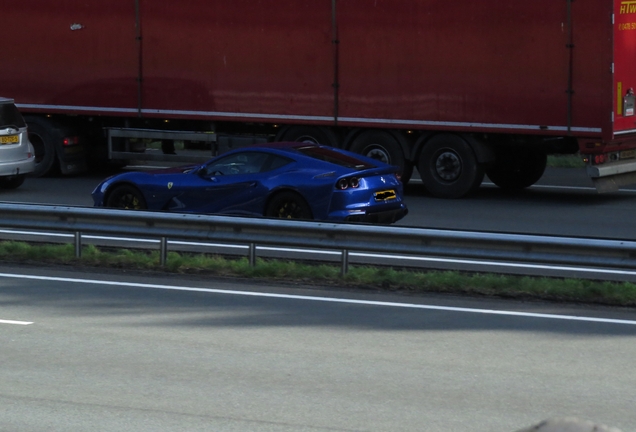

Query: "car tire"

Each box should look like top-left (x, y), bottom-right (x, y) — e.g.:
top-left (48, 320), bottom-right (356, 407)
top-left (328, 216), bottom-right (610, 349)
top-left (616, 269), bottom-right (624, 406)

top-left (105, 185), bottom-right (148, 210)
top-left (0, 175), bottom-right (26, 189)
top-left (265, 191), bottom-right (313, 220)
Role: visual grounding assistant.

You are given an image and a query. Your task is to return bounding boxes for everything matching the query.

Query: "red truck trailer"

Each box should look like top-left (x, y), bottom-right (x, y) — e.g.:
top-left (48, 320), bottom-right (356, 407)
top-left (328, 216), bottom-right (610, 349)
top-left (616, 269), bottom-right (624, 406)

top-left (4, 0), bottom-right (636, 198)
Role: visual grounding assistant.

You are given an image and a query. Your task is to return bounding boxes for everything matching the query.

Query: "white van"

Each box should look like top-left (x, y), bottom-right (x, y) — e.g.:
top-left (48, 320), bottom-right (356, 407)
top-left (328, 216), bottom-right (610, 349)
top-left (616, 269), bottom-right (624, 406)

top-left (0, 98), bottom-right (35, 188)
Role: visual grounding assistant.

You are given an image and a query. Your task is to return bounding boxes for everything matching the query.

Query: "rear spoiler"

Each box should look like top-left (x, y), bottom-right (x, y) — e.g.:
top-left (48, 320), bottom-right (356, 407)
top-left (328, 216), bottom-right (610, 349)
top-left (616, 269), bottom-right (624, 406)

top-left (346, 164), bottom-right (400, 179)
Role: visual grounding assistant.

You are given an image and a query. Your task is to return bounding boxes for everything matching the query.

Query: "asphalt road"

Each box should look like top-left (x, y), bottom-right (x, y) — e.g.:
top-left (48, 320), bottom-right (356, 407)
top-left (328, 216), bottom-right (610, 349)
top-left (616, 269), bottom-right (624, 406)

top-left (1, 265), bottom-right (635, 432)
top-left (1, 166), bottom-right (636, 239)
top-left (403, 168), bottom-right (636, 240)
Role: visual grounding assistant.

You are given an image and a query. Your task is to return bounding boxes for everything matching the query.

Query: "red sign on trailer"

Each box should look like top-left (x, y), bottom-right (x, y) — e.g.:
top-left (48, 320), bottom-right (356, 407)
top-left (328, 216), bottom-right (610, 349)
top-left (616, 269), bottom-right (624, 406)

top-left (614, 0), bottom-right (636, 135)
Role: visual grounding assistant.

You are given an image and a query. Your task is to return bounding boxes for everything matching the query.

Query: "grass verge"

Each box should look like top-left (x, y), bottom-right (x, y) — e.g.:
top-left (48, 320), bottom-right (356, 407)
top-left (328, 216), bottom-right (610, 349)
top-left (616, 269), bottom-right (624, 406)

top-left (1, 240), bottom-right (636, 307)
top-left (547, 154), bottom-right (585, 168)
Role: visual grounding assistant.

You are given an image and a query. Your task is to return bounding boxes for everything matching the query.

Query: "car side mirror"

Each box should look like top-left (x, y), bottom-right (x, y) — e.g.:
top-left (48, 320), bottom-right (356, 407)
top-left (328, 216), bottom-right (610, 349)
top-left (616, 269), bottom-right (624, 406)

top-left (197, 167), bottom-right (220, 182)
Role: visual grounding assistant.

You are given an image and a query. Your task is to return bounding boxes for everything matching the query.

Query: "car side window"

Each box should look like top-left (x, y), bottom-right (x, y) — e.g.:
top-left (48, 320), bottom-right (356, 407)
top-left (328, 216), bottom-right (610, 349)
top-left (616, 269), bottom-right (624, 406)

top-left (204, 152), bottom-right (274, 176)
top-left (261, 155), bottom-right (292, 172)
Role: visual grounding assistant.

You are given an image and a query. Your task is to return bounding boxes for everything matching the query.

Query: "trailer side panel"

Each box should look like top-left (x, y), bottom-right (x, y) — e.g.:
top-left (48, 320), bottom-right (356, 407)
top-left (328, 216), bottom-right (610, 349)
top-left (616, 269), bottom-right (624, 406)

top-left (336, 0), bottom-right (607, 137)
top-left (139, 0), bottom-right (334, 121)
top-left (5, 0), bottom-right (138, 114)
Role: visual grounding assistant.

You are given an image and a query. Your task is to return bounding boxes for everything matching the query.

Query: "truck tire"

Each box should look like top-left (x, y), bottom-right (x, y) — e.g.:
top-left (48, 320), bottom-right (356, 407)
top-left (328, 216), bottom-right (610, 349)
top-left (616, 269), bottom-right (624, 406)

top-left (349, 130), bottom-right (411, 183)
top-left (486, 148), bottom-right (547, 190)
top-left (418, 134), bottom-right (484, 198)
top-left (24, 116), bottom-right (59, 177)
top-left (277, 125), bottom-right (338, 147)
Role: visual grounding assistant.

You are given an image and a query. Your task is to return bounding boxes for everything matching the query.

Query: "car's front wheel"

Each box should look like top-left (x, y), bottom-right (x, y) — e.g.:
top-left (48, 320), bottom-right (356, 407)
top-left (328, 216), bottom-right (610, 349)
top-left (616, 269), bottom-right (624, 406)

top-left (106, 185), bottom-right (147, 210)
top-left (265, 191), bottom-right (313, 220)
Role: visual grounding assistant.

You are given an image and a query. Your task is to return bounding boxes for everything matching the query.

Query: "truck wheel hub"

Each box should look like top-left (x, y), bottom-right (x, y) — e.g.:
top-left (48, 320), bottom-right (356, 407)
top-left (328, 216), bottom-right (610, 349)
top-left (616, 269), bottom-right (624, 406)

top-left (366, 147), bottom-right (390, 164)
top-left (435, 151), bottom-right (461, 181)
top-left (295, 135), bottom-right (320, 144)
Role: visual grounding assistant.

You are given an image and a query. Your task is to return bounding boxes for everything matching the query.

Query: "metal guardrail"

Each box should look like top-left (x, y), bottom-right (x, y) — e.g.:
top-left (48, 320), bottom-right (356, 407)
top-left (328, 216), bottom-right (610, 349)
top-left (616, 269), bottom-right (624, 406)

top-left (1, 202), bottom-right (636, 275)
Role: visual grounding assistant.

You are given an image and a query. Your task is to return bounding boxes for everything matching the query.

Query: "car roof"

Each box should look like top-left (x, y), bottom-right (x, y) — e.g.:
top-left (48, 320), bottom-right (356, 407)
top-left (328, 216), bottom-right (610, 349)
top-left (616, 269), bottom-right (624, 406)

top-left (0, 97), bottom-right (15, 105)
top-left (241, 141), bottom-right (381, 170)
top-left (247, 142), bottom-right (353, 156)
top-left (249, 141), bottom-right (316, 150)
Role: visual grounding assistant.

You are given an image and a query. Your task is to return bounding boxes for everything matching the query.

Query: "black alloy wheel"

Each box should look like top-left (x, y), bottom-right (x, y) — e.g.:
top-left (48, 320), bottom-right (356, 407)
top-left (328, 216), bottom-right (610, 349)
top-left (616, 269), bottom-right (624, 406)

top-left (265, 191), bottom-right (313, 220)
top-left (105, 185), bottom-right (148, 210)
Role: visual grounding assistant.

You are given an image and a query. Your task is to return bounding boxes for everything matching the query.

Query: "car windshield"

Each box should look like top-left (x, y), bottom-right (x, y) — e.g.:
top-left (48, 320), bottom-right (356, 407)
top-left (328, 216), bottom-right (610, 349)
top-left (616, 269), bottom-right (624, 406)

top-left (0, 102), bottom-right (26, 129)
top-left (295, 146), bottom-right (374, 170)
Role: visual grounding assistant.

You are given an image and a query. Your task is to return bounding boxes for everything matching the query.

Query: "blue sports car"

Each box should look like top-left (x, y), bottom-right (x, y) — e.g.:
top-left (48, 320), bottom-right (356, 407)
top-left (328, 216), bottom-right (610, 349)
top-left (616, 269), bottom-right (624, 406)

top-left (92, 142), bottom-right (408, 224)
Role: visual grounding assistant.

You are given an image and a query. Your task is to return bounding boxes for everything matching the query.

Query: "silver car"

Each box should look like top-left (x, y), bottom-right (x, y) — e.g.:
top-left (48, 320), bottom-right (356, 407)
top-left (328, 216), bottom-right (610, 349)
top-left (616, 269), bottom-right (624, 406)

top-left (0, 97), bottom-right (35, 188)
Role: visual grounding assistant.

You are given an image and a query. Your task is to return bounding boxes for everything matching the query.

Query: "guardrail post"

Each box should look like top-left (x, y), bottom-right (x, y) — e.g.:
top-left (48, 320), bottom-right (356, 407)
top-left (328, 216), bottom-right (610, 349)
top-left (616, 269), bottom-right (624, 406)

top-left (249, 243), bottom-right (256, 267)
top-left (74, 231), bottom-right (82, 258)
top-left (341, 249), bottom-right (349, 276)
top-left (160, 237), bottom-right (167, 267)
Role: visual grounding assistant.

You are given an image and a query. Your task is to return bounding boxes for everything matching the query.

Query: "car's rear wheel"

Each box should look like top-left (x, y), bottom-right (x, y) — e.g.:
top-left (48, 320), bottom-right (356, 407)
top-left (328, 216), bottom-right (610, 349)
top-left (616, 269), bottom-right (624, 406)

top-left (265, 191), bottom-right (313, 220)
top-left (0, 175), bottom-right (26, 189)
top-left (106, 185), bottom-right (147, 210)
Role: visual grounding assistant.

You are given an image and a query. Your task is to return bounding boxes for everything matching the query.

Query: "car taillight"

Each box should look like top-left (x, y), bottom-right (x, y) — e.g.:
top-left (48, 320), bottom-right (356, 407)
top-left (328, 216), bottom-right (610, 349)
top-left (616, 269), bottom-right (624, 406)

top-left (336, 177), bottom-right (360, 190)
top-left (63, 136), bottom-right (80, 146)
top-left (593, 154), bottom-right (606, 165)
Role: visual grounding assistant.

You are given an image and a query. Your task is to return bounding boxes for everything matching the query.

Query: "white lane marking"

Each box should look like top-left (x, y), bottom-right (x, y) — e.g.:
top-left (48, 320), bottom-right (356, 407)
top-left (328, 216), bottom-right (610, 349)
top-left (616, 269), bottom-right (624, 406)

top-left (0, 272), bottom-right (634, 326)
top-left (482, 181), bottom-right (601, 192)
top-left (523, 184), bottom-right (598, 191)
top-left (517, 182), bottom-right (636, 193)
top-left (409, 178), bottom-right (636, 193)
top-left (0, 319), bottom-right (33, 325)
